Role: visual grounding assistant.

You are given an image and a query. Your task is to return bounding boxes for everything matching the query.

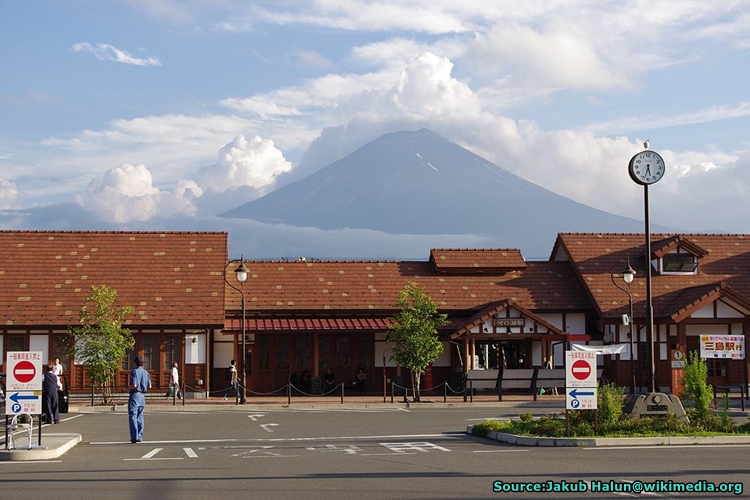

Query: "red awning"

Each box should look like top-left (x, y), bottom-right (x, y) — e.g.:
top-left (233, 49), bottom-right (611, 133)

top-left (224, 317), bottom-right (394, 332)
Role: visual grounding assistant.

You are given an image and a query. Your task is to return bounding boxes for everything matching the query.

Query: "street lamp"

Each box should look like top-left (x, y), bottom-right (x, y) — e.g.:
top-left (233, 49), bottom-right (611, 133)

top-left (611, 259), bottom-right (637, 394)
top-left (224, 255), bottom-right (249, 404)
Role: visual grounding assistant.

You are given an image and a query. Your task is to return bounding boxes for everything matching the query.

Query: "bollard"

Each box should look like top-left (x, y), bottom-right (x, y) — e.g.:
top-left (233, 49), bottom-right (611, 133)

top-left (340, 383), bottom-right (344, 404)
top-left (288, 383), bottom-right (292, 406)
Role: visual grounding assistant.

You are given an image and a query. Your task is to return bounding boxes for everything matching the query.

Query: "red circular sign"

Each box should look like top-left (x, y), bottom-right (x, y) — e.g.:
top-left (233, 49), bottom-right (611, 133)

top-left (13, 360), bottom-right (36, 383)
top-left (571, 359), bottom-right (592, 381)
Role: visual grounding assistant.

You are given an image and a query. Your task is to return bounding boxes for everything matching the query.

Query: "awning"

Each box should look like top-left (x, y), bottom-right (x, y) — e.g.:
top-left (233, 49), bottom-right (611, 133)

top-left (570, 344), bottom-right (627, 355)
top-left (224, 317), bottom-right (394, 332)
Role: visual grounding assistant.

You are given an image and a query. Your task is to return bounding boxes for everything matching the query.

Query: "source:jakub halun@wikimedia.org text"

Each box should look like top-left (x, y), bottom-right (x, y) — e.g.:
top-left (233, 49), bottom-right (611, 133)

top-left (492, 479), bottom-right (743, 495)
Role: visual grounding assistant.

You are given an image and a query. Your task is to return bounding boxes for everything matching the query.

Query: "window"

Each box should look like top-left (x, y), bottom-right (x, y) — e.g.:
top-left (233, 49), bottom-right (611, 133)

top-left (7, 335), bottom-right (26, 352)
top-left (164, 335), bottom-right (180, 370)
top-left (662, 252), bottom-right (697, 273)
top-left (143, 335), bottom-right (159, 371)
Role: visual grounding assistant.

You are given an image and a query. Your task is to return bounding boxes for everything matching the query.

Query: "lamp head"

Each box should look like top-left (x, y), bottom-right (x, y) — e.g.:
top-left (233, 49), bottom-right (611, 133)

top-left (234, 254), bottom-right (249, 284)
top-left (622, 258), bottom-right (636, 284)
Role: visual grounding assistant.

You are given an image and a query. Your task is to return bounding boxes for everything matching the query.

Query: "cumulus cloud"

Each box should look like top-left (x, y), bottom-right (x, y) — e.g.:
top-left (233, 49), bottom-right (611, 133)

top-left (196, 135), bottom-right (293, 193)
top-left (0, 179), bottom-right (19, 209)
top-left (74, 164), bottom-right (200, 222)
top-left (72, 42), bottom-right (161, 67)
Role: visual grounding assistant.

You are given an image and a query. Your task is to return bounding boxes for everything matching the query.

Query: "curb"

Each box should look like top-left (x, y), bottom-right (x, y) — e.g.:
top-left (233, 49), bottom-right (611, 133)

top-left (0, 433), bottom-right (82, 461)
top-left (467, 426), bottom-right (750, 447)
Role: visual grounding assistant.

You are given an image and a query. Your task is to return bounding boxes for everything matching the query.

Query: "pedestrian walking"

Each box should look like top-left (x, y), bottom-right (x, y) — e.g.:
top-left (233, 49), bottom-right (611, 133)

top-left (223, 359), bottom-right (238, 400)
top-left (165, 362), bottom-right (182, 400)
top-left (128, 356), bottom-right (151, 443)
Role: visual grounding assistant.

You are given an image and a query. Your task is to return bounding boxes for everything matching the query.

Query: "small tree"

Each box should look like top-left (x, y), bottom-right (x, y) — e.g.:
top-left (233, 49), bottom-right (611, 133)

top-left (68, 285), bottom-right (135, 405)
top-left (680, 351), bottom-right (713, 425)
top-left (387, 283), bottom-right (448, 401)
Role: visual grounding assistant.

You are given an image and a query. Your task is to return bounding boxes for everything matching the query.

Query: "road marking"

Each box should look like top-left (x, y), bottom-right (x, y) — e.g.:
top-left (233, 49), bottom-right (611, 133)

top-left (143, 448), bottom-right (163, 459)
top-left (585, 444), bottom-right (750, 451)
top-left (247, 414), bottom-right (265, 421)
top-left (260, 423), bottom-right (279, 433)
top-left (473, 449), bottom-right (529, 453)
top-left (90, 433), bottom-right (466, 446)
top-left (183, 447), bottom-right (198, 458)
top-left (0, 460), bottom-right (63, 464)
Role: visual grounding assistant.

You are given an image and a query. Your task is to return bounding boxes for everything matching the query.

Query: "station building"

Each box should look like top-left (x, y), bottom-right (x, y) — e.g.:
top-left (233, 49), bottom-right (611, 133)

top-left (1, 230), bottom-right (748, 396)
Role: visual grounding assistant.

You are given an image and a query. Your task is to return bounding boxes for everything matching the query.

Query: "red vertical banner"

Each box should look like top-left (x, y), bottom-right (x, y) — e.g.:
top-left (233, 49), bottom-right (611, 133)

top-left (670, 349), bottom-right (686, 396)
top-left (424, 363), bottom-right (433, 391)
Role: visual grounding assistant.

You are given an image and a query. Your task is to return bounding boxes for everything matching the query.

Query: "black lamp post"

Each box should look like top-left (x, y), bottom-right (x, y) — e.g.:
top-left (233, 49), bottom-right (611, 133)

top-left (224, 256), bottom-right (249, 404)
top-left (611, 259), bottom-right (637, 394)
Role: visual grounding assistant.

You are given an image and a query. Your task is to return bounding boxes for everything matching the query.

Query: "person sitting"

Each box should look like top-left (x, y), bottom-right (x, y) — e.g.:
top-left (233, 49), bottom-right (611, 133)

top-left (323, 368), bottom-right (336, 394)
top-left (300, 370), bottom-right (312, 393)
top-left (354, 368), bottom-right (367, 395)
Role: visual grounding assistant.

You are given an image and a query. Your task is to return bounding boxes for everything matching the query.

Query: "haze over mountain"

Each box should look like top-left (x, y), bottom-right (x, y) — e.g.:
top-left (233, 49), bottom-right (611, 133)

top-left (221, 129), bottom-right (660, 254)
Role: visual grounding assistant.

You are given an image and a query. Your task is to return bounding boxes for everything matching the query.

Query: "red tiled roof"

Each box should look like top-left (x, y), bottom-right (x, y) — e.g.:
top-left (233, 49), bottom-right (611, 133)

top-left (224, 258), bottom-right (590, 314)
top-left (0, 231), bottom-right (227, 327)
top-left (429, 248), bottom-right (526, 272)
top-left (554, 233), bottom-right (750, 321)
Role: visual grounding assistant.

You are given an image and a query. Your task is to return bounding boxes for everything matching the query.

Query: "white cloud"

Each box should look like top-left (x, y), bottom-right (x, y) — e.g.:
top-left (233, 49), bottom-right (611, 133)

top-left (0, 179), bottom-right (19, 209)
top-left (74, 164), bottom-right (200, 223)
top-left (196, 135), bottom-right (293, 192)
top-left (72, 43), bottom-right (161, 67)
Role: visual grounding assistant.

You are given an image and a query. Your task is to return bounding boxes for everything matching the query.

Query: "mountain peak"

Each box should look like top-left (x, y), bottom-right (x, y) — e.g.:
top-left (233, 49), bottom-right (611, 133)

top-left (220, 129), bottom-right (645, 248)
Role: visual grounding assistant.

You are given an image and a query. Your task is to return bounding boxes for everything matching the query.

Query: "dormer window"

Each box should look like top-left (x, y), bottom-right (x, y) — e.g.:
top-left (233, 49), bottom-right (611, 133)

top-left (661, 250), bottom-right (698, 274)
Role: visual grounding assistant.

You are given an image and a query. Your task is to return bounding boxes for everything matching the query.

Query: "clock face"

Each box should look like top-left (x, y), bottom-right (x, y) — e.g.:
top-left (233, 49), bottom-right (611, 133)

top-left (629, 150), bottom-right (665, 185)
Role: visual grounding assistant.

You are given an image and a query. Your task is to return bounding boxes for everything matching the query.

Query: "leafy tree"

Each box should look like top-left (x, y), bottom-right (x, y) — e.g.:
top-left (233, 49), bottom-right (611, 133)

top-left (679, 350), bottom-right (714, 425)
top-left (387, 283), bottom-right (448, 401)
top-left (68, 285), bottom-right (135, 405)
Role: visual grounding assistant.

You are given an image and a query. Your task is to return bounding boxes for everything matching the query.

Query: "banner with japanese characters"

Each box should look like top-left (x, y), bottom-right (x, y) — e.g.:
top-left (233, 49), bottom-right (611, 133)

top-left (699, 335), bottom-right (745, 360)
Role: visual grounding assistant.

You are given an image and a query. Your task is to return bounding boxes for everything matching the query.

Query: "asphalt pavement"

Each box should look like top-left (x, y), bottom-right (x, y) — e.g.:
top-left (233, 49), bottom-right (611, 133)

top-left (2, 391), bottom-right (748, 461)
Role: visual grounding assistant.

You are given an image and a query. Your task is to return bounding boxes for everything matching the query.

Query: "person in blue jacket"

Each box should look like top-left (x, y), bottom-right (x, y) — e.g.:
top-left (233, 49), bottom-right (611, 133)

top-left (128, 356), bottom-right (151, 443)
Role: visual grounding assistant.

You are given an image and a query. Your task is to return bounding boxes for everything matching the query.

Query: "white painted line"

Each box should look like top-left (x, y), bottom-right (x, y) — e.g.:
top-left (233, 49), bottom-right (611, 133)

top-left (260, 423), bottom-right (279, 433)
top-left (183, 447), bottom-right (198, 458)
top-left (124, 457), bottom-right (183, 461)
top-left (90, 433), bottom-right (466, 446)
top-left (0, 460), bottom-right (63, 464)
top-left (473, 449), bottom-right (529, 453)
top-left (361, 453), bottom-right (417, 456)
top-left (584, 444), bottom-right (750, 451)
top-left (143, 448), bottom-right (163, 459)
top-left (247, 414), bottom-right (265, 421)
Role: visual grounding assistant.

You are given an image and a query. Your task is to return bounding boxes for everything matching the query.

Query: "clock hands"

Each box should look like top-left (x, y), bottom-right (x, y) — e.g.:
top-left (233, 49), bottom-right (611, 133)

top-left (645, 164), bottom-right (651, 178)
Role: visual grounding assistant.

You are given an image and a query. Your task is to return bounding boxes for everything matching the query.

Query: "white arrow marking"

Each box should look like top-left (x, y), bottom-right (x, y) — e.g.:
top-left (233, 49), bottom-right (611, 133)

top-left (247, 414), bottom-right (265, 421)
top-left (260, 423), bottom-right (279, 433)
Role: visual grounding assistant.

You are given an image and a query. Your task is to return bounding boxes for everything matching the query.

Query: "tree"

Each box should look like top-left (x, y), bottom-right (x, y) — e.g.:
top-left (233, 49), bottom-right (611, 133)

top-left (68, 285), bottom-right (135, 405)
top-left (386, 282), bottom-right (448, 401)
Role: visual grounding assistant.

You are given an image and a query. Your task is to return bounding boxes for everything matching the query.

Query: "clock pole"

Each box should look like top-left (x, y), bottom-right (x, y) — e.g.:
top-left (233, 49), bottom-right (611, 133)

top-left (643, 183), bottom-right (656, 393)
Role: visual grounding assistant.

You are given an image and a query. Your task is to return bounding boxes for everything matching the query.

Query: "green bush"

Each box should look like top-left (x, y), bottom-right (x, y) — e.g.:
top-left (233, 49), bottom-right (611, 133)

top-left (597, 383), bottom-right (626, 432)
top-left (680, 351), bottom-right (714, 425)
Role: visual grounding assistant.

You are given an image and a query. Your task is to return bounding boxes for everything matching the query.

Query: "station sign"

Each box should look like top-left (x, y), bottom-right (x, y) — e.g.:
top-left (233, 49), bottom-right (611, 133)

top-left (700, 335), bottom-right (745, 360)
top-left (565, 351), bottom-right (597, 388)
top-left (5, 351), bottom-right (43, 392)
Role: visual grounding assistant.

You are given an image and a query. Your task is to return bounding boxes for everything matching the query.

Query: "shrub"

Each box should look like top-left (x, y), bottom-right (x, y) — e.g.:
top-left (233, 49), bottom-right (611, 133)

top-left (597, 383), bottom-right (627, 432)
top-left (680, 351), bottom-right (713, 425)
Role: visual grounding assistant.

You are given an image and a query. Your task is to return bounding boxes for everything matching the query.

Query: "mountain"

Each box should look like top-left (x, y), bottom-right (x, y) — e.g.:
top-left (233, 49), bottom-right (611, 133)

top-left (220, 129), bottom-right (652, 252)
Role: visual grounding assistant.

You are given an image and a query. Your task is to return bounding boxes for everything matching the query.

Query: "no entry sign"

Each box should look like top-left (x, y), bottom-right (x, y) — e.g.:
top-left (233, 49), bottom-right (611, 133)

top-left (565, 351), bottom-right (597, 388)
top-left (6, 351), bottom-right (43, 392)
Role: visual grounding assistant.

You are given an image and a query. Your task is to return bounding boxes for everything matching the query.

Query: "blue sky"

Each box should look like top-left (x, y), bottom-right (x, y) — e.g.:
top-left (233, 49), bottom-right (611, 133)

top-left (1, 1), bottom-right (750, 258)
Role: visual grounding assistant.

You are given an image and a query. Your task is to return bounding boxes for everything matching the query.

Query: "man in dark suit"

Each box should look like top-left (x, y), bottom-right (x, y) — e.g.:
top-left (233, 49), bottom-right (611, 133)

top-left (42, 364), bottom-right (60, 424)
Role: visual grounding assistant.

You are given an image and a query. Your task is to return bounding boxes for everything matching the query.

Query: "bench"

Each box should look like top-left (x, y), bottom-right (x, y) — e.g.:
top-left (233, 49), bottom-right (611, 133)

top-left (466, 367), bottom-right (604, 401)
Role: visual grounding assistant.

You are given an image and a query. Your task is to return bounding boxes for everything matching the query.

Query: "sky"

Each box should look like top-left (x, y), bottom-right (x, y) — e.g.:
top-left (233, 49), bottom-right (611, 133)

top-left (1, 1), bottom-right (750, 260)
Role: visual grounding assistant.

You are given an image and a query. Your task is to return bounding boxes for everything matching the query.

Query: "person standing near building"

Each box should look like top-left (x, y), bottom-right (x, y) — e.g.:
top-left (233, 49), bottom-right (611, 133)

top-left (128, 356), bottom-right (151, 443)
top-left (42, 364), bottom-right (60, 424)
top-left (52, 357), bottom-right (64, 383)
top-left (223, 359), bottom-right (238, 400)
top-left (165, 362), bottom-right (181, 400)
